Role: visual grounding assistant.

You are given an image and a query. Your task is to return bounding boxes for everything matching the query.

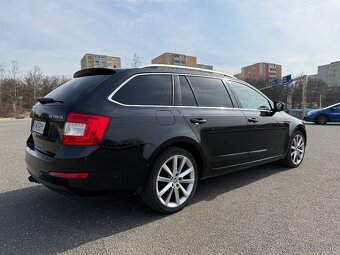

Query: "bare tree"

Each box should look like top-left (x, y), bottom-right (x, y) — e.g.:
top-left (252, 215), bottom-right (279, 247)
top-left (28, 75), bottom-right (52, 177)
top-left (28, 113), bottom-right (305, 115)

top-left (131, 53), bottom-right (142, 68)
top-left (9, 61), bottom-right (20, 103)
top-left (24, 65), bottom-right (44, 106)
top-left (306, 77), bottom-right (327, 108)
top-left (0, 63), bottom-right (5, 105)
top-left (39, 75), bottom-right (69, 97)
top-left (32, 65), bottom-right (43, 101)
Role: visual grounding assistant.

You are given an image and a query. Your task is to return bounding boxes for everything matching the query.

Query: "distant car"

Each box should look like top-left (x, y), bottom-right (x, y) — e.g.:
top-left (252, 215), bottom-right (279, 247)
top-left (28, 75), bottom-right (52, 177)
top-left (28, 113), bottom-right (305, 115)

top-left (304, 103), bottom-right (340, 124)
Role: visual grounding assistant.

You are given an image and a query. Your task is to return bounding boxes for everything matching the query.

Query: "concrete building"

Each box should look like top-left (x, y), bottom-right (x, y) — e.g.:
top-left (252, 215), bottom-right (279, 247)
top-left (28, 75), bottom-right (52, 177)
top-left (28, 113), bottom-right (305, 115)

top-left (235, 62), bottom-right (282, 81)
top-left (197, 64), bottom-right (213, 70)
top-left (151, 52), bottom-right (197, 67)
top-left (318, 61), bottom-right (340, 87)
top-left (81, 54), bottom-right (121, 69)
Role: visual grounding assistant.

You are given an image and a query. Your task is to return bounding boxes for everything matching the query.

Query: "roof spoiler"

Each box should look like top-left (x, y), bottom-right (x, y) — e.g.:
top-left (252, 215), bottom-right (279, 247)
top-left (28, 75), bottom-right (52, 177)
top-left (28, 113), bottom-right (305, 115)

top-left (73, 68), bottom-right (118, 78)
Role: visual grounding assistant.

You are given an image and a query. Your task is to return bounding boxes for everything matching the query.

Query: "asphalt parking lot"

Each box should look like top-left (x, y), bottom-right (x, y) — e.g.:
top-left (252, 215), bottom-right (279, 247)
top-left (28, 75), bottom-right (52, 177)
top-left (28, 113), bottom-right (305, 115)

top-left (0, 119), bottom-right (339, 255)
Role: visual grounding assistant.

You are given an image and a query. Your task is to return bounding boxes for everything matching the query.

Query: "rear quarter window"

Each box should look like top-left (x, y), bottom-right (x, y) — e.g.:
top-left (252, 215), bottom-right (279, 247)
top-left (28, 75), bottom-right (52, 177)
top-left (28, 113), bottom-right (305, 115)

top-left (112, 74), bottom-right (173, 106)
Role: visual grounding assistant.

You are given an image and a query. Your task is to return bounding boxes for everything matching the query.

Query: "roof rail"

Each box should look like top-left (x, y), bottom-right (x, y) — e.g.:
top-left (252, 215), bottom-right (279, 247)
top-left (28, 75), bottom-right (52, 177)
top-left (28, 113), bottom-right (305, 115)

top-left (140, 64), bottom-right (235, 78)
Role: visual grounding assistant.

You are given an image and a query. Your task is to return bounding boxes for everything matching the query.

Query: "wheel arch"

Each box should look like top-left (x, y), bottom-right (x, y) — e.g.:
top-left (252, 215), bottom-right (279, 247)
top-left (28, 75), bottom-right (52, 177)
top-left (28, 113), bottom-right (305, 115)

top-left (284, 124), bottom-right (307, 157)
top-left (146, 137), bottom-right (208, 180)
top-left (295, 124), bottom-right (307, 145)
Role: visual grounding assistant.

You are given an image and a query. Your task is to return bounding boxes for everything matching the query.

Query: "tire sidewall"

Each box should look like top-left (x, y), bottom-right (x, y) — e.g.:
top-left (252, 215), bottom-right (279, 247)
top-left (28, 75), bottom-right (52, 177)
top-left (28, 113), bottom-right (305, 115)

top-left (149, 147), bottom-right (198, 213)
top-left (316, 114), bottom-right (328, 125)
top-left (287, 131), bottom-right (306, 167)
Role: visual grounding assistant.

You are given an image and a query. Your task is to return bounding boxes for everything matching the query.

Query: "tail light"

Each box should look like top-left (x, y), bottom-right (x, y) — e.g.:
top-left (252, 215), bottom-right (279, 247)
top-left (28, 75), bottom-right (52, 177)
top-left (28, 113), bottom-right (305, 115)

top-left (48, 172), bottom-right (89, 179)
top-left (63, 113), bottom-right (110, 146)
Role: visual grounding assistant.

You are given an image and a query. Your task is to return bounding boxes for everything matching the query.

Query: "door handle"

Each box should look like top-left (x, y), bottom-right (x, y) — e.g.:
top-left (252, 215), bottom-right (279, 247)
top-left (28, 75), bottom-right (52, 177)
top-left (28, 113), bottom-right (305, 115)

top-left (190, 118), bottom-right (207, 125)
top-left (248, 117), bottom-right (258, 123)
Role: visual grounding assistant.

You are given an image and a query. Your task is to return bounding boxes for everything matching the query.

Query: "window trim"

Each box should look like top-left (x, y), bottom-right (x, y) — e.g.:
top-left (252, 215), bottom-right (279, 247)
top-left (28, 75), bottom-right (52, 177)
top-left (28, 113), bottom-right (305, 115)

top-left (107, 73), bottom-right (274, 113)
top-left (108, 73), bottom-right (175, 107)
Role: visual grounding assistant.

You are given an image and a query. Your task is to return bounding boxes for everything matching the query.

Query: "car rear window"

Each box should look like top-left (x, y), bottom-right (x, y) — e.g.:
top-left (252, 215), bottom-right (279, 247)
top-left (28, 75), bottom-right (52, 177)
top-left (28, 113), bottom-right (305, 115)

top-left (45, 75), bottom-right (110, 105)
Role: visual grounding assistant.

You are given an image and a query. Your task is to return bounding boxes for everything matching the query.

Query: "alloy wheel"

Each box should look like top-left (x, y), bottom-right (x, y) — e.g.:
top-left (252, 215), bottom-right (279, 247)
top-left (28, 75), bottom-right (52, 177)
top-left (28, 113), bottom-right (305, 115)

top-left (319, 115), bottom-right (327, 124)
top-left (156, 155), bottom-right (195, 208)
top-left (290, 134), bottom-right (305, 165)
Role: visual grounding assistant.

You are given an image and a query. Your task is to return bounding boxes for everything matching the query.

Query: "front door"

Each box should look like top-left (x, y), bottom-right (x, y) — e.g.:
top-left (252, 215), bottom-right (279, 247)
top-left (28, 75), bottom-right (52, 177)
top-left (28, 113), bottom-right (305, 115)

top-left (330, 104), bottom-right (340, 122)
top-left (226, 80), bottom-right (289, 162)
top-left (241, 110), bottom-right (289, 161)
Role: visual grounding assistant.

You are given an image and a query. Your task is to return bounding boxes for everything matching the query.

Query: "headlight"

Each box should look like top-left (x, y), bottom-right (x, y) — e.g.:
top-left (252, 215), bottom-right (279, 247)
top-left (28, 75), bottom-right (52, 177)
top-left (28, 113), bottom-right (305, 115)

top-left (306, 111), bottom-right (315, 116)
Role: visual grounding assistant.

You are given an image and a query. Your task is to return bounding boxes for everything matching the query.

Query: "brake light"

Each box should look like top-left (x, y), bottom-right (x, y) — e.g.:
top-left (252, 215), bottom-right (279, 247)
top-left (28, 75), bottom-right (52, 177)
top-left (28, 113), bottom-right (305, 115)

top-left (63, 113), bottom-right (110, 146)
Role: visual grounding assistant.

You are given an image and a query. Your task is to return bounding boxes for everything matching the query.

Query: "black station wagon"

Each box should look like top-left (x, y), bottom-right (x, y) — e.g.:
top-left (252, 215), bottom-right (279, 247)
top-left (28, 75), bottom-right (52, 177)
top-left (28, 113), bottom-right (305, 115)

top-left (26, 65), bottom-right (307, 213)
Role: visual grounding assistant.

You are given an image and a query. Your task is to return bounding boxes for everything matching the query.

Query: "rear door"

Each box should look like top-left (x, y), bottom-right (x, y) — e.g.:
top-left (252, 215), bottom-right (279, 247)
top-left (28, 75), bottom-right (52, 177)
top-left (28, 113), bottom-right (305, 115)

top-left (226, 80), bottom-right (289, 161)
top-left (175, 75), bottom-right (249, 172)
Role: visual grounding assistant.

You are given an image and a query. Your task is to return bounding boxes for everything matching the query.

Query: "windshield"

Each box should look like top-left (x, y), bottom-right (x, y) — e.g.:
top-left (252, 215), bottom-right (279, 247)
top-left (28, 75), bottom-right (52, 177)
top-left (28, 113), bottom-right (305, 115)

top-left (325, 103), bottom-right (340, 109)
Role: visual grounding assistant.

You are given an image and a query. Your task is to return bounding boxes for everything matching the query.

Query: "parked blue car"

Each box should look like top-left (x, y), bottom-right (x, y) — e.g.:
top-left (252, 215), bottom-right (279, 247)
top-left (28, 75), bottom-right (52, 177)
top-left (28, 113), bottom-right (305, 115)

top-left (304, 103), bottom-right (340, 124)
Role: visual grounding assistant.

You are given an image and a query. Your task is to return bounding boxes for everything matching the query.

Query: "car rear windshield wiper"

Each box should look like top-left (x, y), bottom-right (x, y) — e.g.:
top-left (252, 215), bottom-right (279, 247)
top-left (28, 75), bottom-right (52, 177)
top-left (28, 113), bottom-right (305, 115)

top-left (37, 97), bottom-right (64, 104)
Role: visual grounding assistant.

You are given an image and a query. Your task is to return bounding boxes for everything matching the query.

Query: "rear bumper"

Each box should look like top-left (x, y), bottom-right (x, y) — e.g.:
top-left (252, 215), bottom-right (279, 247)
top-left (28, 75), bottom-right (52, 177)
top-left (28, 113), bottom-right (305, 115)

top-left (25, 145), bottom-right (147, 194)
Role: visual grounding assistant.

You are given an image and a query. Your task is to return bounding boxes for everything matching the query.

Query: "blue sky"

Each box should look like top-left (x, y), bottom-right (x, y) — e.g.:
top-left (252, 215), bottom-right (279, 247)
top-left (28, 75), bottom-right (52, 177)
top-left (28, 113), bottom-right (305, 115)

top-left (0, 0), bottom-right (339, 77)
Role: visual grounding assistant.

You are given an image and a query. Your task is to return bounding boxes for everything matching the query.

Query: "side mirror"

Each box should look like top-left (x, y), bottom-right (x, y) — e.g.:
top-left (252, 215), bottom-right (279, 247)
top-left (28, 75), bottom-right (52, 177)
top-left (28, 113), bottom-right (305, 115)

top-left (273, 101), bottom-right (286, 112)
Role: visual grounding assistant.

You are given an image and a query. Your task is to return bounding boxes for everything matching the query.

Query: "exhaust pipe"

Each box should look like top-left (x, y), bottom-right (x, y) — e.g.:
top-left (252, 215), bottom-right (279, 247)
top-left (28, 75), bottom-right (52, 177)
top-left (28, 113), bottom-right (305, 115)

top-left (28, 176), bottom-right (40, 184)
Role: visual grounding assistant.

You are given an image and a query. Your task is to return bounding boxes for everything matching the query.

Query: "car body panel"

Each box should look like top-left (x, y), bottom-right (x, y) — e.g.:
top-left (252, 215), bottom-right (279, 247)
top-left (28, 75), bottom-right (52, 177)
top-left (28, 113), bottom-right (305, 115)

top-left (233, 110), bottom-right (289, 162)
top-left (176, 106), bottom-right (249, 171)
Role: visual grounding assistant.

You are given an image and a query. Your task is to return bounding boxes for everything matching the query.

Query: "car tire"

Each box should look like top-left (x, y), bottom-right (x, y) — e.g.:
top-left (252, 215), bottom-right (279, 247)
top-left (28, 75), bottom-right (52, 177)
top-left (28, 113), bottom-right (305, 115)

top-left (280, 131), bottom-right (306, 168)
top-left (315, 114), bottom-right (328, 125)
top-left (141, 147), bottom-right (198, 213)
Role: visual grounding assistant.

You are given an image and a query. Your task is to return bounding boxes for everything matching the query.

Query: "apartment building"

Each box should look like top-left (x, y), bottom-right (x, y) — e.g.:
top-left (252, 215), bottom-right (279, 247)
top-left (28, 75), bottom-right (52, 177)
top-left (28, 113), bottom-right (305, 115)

top-left (81, 54), bottom-right (121, 69)
top-left (151, 52), bottom-right (214, 70)
top-left (151, 52), bottom-right (197, 67)
top-left (197, 64), bottom-right (213, 70)
top-left (235, 62), bottom-right (282, 81)
top-left (318, 61), bottom-right (340, 87)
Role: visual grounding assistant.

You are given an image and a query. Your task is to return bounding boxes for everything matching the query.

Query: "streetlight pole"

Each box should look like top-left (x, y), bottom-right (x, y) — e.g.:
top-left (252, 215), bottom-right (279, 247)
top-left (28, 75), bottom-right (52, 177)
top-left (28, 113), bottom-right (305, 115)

top-left (302, 75), bottom-right (308, 117)
top-left (319, 93), bottom-right (322, 109)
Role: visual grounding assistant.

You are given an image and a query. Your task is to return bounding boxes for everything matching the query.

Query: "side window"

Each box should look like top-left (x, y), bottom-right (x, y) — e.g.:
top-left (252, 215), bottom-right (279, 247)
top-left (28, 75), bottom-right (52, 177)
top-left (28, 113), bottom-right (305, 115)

top-left (187, 76), bottom-right (233, 108)
top-left (179, 76), bottom-right (197, 106)
top-left (112, 74), bottom-right (173, 106)
top-left (228, 81), bottom-right (271, 110)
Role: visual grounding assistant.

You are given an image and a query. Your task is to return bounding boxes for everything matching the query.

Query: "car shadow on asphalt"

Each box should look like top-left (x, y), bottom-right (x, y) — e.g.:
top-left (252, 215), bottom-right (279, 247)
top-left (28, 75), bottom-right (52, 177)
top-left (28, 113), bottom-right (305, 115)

top-left (0, 162), bottom-right (289, 255)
